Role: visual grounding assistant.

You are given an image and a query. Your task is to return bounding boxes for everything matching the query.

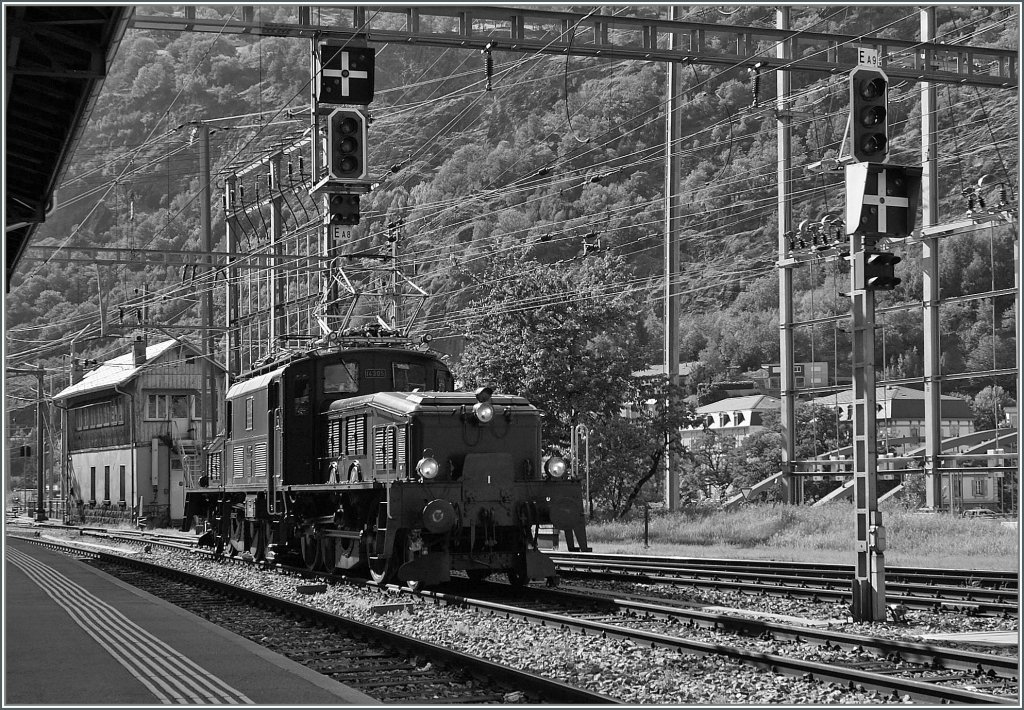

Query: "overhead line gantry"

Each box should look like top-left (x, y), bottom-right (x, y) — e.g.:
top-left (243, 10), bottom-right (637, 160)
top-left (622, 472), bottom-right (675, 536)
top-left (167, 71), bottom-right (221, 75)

top-left (129, 5), bottom-right (1017, 90)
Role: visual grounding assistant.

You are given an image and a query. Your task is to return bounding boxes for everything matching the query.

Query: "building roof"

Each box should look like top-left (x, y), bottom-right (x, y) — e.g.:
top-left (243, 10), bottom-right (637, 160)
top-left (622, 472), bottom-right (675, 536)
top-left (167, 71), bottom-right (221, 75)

top-left (54, 339), bottom-right (185, 401)
top-left (808, 385), bottom-right (973, 419)
top-left (695, 395), bottom-right (780, 414)
top-left (6, 7), bottom-right (132, 290)
top-left (633, 362), bottom-right (702, 378)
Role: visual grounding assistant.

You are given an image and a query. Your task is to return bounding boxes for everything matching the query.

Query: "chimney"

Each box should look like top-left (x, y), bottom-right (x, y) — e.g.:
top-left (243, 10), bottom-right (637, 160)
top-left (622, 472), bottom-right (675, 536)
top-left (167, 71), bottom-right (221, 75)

top-left (133, 336), bottom-right (147, 366)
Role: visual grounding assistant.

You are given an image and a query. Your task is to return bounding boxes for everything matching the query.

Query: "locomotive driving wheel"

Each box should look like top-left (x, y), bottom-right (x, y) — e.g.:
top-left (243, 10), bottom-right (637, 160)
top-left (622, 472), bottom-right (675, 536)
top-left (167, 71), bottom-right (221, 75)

top-left (367, 539), bottom-right (397, 586)
top-left (300, 529), bottom-right (322, 571)
top-left (227, 515), bottom-right (244, 557)
top-left (320, 535), bottom-right (337, 572)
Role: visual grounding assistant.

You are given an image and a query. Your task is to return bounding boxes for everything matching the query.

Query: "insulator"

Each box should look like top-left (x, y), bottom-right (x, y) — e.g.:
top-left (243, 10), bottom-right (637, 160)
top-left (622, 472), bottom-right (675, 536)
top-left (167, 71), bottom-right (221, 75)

top-left (999, 183), bottom-right (1009, 205)
top-left (483, 47), bottom-right (494, 91)
top-left (287, 162), bottom-right (293, 178)
top-left (977, 193), bottom-right (986, 209)
top-left (752, 73), bottom-right (761, 105)
top-left (239, 185), bottom-right (245, 200)
top-left (298, 156), bottom-right (305, 176)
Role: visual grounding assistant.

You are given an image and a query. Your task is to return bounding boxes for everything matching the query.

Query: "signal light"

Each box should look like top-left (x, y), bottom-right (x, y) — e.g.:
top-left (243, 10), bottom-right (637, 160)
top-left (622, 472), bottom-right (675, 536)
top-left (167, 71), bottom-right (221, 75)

top-left (855, 251), bottom-right (901, 291)
top-left (327, 193), bottom-right (360, 225)
top-left (327, 108), bottom-right (367, 180)
top-left (849, 67), bottom-right (888, 163)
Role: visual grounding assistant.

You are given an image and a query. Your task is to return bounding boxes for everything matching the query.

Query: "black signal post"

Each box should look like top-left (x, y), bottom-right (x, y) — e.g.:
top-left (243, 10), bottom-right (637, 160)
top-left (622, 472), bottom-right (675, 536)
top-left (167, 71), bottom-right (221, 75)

top-left (849, 66), bottom-right (888, 164)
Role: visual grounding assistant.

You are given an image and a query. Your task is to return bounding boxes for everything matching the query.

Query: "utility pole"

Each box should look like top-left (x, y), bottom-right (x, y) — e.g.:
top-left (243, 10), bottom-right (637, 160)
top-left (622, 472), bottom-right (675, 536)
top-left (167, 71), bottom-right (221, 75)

top-left (776, 6), bottom-right (797, 504)
top-left (196, 122), bottom-right (218, 448)
top-left (919, 7), bottom-right (944, 511)
top-left (662, 3), bottom-right (682, 512)
top-left (388, 220), bottom-right (403, 330)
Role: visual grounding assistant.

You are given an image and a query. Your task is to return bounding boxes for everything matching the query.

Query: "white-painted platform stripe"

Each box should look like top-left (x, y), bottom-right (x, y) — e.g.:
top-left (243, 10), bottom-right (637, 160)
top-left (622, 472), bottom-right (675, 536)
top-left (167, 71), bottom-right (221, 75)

top-left (6, 546), bottom-right (254, 704)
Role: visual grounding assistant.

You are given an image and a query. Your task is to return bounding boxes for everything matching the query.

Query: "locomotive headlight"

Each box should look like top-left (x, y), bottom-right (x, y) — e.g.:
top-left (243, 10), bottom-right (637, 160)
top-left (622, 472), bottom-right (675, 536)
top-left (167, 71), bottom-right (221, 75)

top-left (471, 386), bottom-right (495, 424)
top-left (416, 456), bottom-right (440, 480)
top-left (544, 455), bottom-right (567, 479)
top-left (472, 401), bottom-right (495, 423)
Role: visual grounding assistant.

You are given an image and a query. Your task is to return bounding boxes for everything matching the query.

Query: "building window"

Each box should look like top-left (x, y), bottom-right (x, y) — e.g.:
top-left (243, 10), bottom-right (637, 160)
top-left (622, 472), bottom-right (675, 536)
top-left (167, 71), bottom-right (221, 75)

top-left (103, 466), bottom-right (110, 502)
top-left (118, 465), bottom-right (126, 503)
top-left (89, 467), bottom-right (96, 504)
top-left (972, 478), bottom-right (987, 497)
top-left (146, 394), bottom-right (168, 420)
top-left (146, 393), bottom-right (192, 421)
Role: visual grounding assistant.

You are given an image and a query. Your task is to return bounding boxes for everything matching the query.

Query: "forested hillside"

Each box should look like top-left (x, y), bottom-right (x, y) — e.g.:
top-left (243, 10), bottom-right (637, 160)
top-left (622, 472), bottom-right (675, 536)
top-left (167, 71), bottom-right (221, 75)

top-left (6, 4), bottom-right (1018, 415)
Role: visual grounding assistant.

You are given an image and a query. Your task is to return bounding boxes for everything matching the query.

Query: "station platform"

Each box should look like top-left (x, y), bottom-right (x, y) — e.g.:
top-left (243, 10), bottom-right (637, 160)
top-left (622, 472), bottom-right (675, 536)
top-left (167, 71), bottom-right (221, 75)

top-left (4, 536), bottom-right (379, 705)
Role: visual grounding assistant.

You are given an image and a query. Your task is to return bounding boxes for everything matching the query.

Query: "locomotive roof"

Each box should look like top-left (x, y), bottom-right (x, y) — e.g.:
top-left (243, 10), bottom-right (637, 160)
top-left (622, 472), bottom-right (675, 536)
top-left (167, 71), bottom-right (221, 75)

top-left (328, 391), bottom-right (536, 415)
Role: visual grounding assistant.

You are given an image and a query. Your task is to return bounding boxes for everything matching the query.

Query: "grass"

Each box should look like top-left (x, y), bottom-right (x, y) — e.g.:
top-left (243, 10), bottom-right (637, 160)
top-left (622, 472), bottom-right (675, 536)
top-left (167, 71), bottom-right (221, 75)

top-left (584, 503), bottom-right (1019, 571)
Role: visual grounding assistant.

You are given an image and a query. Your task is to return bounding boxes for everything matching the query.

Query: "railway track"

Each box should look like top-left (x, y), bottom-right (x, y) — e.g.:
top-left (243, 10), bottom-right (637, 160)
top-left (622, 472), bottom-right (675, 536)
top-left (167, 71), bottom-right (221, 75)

top-left (10, 534), bottom-right (616, 705)
top-left (549, 552), bottom-right (1019, 617)
top-left (417, 579), bottom-right (1018, 705)
top-left (11, 526), bottom-right (1018, 704)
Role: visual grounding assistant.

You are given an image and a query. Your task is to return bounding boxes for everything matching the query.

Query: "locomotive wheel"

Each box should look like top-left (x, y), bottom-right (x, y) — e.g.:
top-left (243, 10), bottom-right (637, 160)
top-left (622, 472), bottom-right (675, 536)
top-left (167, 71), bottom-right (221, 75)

top-left (247, 521), bottom-right (266, 561)
top-left (227, 516), bottom-right (244, 557)
top-left (301, 530), bottom-right (322, 571)
top-left (320, 536), bottom-right (336, 572)
top-left (367, 547), bottom-right (397, 586)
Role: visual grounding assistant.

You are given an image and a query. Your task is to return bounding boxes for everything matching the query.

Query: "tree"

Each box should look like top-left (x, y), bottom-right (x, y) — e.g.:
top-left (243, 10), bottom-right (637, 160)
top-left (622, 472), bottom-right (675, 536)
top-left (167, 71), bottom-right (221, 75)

top-left (587, 377), bottom-right (693, 519)
top-left (972, 385), bottom-right (1015, 431)
top-left (455, 250), bottom-right (645, 445)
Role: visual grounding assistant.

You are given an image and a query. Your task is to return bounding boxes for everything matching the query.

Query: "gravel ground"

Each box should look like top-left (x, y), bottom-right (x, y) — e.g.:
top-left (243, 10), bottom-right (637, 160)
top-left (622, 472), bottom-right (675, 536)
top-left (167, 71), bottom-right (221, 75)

top-left (20, 530), bottom-right (1018, 704)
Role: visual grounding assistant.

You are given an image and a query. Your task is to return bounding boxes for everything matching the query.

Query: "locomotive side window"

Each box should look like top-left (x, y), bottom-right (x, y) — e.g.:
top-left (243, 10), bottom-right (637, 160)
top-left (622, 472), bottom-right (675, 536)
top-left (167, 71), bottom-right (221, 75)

top-left (324, 362), bottom-right (359, 393)
top-left (344, 415), bottom-right (367, 456)
top-left (394, 362), bottom-right (426, 390)
top-left (294, 374), bottom-right (310, 415)
top-left (244, 397), bottom-right (255, 430)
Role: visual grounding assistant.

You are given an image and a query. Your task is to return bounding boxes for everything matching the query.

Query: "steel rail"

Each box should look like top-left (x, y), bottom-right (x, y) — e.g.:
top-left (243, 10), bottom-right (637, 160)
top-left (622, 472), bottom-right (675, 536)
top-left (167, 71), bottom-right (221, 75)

top-left (417, 586), bottom-right (1016, 705)
top-left (533, 584), bottom-right (1019, 678)
top-left (550, 552), bottom-right (1020, 588)
top-left (550, 562), bottom-right (1018, 617)
top-left (9, 535), bottom-right (619, 705)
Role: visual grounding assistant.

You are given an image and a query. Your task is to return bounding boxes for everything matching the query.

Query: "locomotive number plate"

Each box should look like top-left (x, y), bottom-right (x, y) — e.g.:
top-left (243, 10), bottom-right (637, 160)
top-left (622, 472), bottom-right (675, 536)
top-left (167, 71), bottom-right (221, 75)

top-left (365, 369), bottom-right (387, 378)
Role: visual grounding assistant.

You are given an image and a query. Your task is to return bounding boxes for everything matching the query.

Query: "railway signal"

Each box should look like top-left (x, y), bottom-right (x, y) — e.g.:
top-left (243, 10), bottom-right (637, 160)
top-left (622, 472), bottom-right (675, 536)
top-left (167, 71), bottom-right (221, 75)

top-left (317, 43), bottom-right (375, 105)
top-left (327, 193), bottom-right (360, 226)
top-left (849, 66), bottom-right (888, 163)
top-left (845, 163), bottom-right (922, 238)
top-left (327, 108), bottom-right (368, 181)
top-left (854, 250), bottom-right (901, 291)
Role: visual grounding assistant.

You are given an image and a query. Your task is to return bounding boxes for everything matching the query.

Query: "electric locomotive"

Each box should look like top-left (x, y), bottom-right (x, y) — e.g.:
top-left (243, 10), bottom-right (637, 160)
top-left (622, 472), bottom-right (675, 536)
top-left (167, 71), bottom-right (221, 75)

top-left (183, 335), bottom-right (589, 587)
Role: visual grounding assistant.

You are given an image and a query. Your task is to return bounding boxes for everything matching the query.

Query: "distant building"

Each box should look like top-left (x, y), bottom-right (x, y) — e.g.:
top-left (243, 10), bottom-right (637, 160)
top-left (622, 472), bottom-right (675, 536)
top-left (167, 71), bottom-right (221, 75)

top-left (749, 361), bottom-right (830, 395)
top-left (680, 395), bottom-right (781, 447)
top-left (807, 385), bottom-right (974, 453)
top-left (54, 337), bottom-right (221, 527)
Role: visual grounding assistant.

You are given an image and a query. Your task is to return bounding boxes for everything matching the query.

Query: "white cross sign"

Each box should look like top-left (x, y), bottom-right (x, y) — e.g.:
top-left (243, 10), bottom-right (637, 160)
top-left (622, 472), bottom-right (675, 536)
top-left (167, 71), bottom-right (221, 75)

top-left (324, 52), bottom-right (367, 97)
top-left (845, 162), bottom-right (921, 238)
top-left (860, 168), bottom-right (909, 233)
top-left (317, 44), bottom-right (375, 105)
